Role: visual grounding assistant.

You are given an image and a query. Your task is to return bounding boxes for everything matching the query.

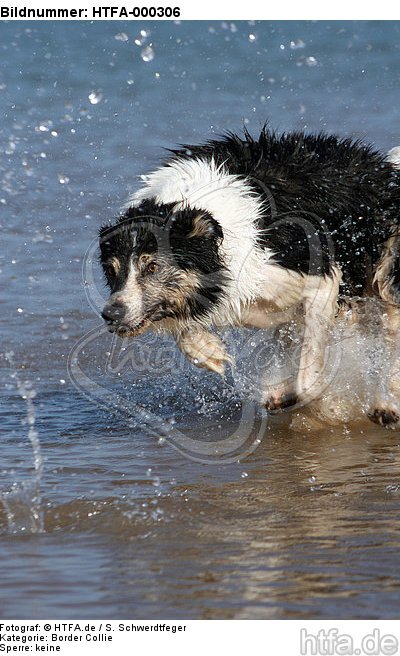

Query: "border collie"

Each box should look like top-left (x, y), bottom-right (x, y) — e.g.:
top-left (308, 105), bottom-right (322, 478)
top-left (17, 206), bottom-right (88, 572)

top-left (99, 128), bottom-right (400, 426)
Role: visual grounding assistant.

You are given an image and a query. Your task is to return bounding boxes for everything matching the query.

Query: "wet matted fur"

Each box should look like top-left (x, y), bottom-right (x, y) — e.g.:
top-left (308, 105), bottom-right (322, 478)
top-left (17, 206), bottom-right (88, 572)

top-left (99, 127), bottom-right (400, 426)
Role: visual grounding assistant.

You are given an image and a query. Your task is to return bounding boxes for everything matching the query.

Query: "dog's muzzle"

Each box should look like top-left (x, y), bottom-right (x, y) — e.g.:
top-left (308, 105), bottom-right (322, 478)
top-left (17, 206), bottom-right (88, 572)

top-left (101, 301), bottom-right (149, 337)
top-left (101, 301), bottom-right (127, 324)
top-left (101, 302), bottom-right (131, 336)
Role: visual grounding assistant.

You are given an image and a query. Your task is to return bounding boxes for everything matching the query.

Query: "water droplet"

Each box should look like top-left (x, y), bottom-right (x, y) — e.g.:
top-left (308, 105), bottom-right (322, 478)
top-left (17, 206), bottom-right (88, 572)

top-left (305, 56), bottom-right (318, 67)
top-left (297, 55), bottom-right (318, 67)
top-left (248, 33), bottom-right (257, 43)
top-left (241, 471), bottom-right (249, 478)
top-left (290, 39), bottom-right (306, 50)
top-left (5, 140), bottom-right (16, 155)
top-left (135, 28), bottom-right (151, 46)
top-left (115, 32), bottom-right (129, 42)
top-left (308, 475), bottom-right (316, 483)
top-left (88, 91), bottom-right (103, 104)
top-left (58, 174), bottom-right (70, 185)
top-left (141, 45), bottom-right (155, 62)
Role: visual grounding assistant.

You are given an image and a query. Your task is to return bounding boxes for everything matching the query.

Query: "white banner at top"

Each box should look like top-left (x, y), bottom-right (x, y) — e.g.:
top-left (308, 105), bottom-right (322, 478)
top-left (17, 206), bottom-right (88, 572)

top-left (0, 0), bottom-right (399, 20)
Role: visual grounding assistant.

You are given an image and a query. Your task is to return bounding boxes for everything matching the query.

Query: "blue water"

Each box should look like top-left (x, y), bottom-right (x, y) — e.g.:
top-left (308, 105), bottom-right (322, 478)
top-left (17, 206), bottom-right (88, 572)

top-left (1, 20), bottom-right (400, 619)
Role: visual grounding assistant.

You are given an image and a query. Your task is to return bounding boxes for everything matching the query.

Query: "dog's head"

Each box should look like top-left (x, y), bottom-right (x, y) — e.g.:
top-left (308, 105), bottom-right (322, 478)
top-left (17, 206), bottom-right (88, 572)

top-left (99, 199), bottom-right (227, 337)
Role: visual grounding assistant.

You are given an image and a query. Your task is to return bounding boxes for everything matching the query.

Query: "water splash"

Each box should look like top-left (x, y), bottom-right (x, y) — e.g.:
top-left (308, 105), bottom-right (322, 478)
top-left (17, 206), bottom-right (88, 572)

top-left (290, 299), bottom-right (388, 430)
top-left (114, 32), bottom-right (129, 42)
top-left (290, 39), bottom-right (306, 50)
top-left (1, 352), bottom-right (44, 533)
top-left (134, 29), bottom-right (151, 46)
top-left (88, 90), bottom-right (103, 105)
top-left (141, 45), bottom-right (155, 63)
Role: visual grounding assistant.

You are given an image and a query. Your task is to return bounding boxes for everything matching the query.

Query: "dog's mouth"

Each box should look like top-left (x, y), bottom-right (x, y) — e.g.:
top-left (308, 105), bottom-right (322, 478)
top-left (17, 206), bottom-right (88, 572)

top-left (103, 301), bottom-right (174, 338)
top-left (106, 316), bottom-right (150, 338)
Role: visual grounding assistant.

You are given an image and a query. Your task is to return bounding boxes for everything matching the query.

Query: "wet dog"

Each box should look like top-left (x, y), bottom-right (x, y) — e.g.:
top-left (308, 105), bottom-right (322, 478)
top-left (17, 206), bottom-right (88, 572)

top-left (99, 128), bottom-right (400, 426)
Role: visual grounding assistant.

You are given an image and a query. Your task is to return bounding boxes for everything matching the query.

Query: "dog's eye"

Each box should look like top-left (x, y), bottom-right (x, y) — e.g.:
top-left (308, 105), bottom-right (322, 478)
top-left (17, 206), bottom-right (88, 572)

top-left (146, 261), bottom-right (159, 275)
top-left (106, 265), bottom-right (116, 278)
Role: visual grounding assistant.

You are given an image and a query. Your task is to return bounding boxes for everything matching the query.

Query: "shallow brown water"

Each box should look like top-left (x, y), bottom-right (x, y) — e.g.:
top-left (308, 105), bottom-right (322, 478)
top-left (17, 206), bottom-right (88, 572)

top-left (2, 403), bottom-right (400, 619)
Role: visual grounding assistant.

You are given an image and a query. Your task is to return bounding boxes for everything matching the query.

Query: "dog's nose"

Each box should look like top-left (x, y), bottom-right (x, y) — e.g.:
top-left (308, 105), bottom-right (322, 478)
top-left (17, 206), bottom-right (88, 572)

top-left (101, 301), bottom-right (126, 323)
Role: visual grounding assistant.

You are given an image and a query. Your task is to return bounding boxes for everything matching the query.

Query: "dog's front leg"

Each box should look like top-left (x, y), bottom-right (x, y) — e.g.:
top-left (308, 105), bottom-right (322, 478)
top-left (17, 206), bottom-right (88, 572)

top-left (176, 327), bottom-right (231, 376)
top-left (296, 268), bottom-right (341, 404)
top-left (241, 300), bottom-right (300, 412)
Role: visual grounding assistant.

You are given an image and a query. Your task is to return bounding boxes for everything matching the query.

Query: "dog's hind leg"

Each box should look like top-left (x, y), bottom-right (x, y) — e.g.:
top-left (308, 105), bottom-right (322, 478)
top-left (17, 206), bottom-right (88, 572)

top-left (295, 267), bottom-right (341, 405)
top-left (368, 304), bottom-right (400, 426)
top-left (369, 234), bottom-right (400, 426)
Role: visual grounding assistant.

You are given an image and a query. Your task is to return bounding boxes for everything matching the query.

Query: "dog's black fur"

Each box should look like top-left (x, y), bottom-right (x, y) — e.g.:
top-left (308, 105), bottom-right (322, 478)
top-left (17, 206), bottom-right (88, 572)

top-left (171, 128), bottom-right (400, 296)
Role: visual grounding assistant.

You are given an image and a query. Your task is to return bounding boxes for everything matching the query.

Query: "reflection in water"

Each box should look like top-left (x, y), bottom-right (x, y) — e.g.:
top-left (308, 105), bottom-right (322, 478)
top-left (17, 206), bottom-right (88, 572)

top-left (98, 425), bottom-right (400, 620)
top-left (2, 412), bottom-right (400, 619)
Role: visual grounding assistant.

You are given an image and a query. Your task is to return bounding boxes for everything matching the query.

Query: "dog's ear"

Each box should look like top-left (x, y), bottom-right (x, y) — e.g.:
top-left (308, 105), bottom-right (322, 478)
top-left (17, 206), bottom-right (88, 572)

top-left (187, 213), bottom-right (223, 240)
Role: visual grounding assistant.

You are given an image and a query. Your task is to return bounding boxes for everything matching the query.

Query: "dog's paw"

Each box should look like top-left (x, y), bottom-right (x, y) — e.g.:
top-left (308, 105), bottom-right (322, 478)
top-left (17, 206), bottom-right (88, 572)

top-left (194, 349), bottom-right (231, 377)
top-left (368, 407), bottom-right (400, 427)
top-left (177, 329), bottom-right (231, 377)
top-left (264, 392), bottom-right (297, 414)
